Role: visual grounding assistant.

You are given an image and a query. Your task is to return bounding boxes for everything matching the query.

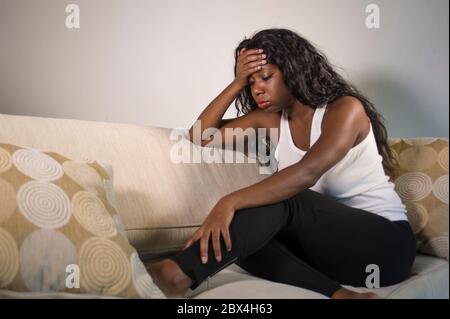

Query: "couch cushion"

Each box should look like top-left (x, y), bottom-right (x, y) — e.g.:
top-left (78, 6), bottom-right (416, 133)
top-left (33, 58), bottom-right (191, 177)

top-left (0, 142), bottom-right (165, 298)
top-left (188, 254), bottom-right (448, 299)
top-left (388, 138), bottom-right (449, 259)
top-left (0, 114), bottom-right (268, 258)
top-left (1, 254), bottom-right (447, 299)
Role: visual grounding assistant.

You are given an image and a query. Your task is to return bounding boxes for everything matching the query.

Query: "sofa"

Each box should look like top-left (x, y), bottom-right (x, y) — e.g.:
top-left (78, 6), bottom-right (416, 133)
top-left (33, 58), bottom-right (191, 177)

top-left (0, 113), bottom-right (448, 299)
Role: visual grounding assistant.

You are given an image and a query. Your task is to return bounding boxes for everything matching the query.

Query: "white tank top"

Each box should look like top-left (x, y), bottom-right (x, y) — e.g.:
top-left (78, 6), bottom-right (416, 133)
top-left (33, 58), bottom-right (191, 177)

top-left (274, 104), bottom-right (407, 222)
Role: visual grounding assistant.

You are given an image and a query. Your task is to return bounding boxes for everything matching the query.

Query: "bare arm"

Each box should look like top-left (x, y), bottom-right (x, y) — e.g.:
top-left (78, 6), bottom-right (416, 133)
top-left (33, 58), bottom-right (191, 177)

top-left (223, 97), bottom-right (367, 210)
top-left (219, 118), bottom-right (235, 126)
top-left (188, 48), bottom-right (266, 146)
top-left (188, 80), bottom-right (243, 143)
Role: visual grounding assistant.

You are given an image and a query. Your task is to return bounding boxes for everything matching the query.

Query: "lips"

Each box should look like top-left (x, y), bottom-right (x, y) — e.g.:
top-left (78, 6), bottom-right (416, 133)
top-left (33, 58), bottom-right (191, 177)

top-left (257, 101), bottom-right (270, 109)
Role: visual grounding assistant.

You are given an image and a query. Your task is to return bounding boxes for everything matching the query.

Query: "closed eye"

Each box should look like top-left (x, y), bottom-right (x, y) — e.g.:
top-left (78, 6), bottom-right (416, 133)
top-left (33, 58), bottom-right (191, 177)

top-left (249, 74), bottom-right (272, 86)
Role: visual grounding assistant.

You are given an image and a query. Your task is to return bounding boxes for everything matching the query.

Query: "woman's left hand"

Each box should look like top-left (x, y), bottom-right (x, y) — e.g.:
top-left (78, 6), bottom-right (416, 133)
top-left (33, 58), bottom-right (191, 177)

top-left (183, 198), bottom-right (236, 264)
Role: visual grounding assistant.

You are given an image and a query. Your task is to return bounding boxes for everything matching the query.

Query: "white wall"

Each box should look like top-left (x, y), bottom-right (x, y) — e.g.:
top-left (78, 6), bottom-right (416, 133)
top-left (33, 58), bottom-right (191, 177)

top-left (0, 0), bottom-right (448, 137)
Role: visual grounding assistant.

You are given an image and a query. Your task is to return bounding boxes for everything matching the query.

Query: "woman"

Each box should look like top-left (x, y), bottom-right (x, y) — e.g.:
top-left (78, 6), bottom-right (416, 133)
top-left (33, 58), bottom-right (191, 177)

top-left (147, 28), bottom-right (416, 299)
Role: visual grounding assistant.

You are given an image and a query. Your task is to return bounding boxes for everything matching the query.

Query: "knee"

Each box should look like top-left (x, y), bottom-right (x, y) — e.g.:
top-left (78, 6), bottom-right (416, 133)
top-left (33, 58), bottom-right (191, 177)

top-left (231, 206), bottom-right (261, 229)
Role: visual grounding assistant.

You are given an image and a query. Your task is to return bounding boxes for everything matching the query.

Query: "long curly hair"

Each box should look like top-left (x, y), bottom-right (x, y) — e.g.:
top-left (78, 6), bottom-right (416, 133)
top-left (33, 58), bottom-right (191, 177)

top-left (233, 28), bottom-right (397, 176)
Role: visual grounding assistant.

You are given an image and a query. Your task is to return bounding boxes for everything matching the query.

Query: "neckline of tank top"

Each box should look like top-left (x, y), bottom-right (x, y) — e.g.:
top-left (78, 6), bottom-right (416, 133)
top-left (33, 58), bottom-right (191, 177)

top-left (283, 105), bottom-right (324, 154)
top-left (282, 105), bottom-right (373, 154)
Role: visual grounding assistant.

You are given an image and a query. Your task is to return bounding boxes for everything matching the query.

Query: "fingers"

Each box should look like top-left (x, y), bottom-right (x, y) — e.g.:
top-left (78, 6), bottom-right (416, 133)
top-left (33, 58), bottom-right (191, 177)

top-left (241, 50), bottom-right (265, 63)
top-left (238, 49), bottom-right (264, 64)
top-left (183, 228), bottom-right (201, 250)
top-left (239, 48), bottom-right (262, 56)
top-left (209, 228), bottom-right (232, 263)
top-left (236, 48), bottom-right (267, 86)
top-left (244, 61), bottom-right (265, 75)
top-left (186, 227), bottom-right (232, 264)
top-left (212, 229), bottom-right (222, 262)
top-left (244, 53), bottom-right (266, 64)
top-left (243, 59), bottom-right (266, 71)
top-left (240, 65), bottom-right (263, 80)
top-left (200, 233), bottom-right (210, 264)
top-left (223, 227), bottom-right (232, 252)
top-left (183, 238), bottom-right (195, 250)
top-left (238, 49), bottom-right (267, 75)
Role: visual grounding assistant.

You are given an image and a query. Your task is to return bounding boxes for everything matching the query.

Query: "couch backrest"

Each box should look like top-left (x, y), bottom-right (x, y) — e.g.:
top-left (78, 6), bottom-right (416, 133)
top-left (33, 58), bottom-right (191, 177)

top-left (1, 114), bottom-right (448, 260)
top-left (0, 114), bottom-right (268, 259)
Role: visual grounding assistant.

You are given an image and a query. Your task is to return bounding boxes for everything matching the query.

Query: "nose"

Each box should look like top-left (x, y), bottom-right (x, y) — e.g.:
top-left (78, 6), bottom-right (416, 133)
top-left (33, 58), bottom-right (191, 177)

top-left (252, 81), bottom-right (265, 96)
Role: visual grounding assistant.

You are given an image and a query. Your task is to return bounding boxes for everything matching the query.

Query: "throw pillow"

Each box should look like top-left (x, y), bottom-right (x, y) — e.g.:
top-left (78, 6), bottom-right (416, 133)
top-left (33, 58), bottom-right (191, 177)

top-left (388, 138), bottom-right (448, 260)
top-left (0, 143), bottom-right (165, 298)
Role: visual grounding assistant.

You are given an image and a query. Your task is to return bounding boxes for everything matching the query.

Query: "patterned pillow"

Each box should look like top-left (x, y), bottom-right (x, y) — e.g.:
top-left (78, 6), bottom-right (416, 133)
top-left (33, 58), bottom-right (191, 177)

top-left (0, 143), bottom-right (165, 298)
top-left (388, 138), bottom-right (448, 260)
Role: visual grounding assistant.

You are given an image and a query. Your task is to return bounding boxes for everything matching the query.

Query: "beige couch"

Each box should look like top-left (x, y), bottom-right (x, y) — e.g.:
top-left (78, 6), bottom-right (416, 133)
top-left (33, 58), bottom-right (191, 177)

top-left (0, 113), bottom-right (448, 299)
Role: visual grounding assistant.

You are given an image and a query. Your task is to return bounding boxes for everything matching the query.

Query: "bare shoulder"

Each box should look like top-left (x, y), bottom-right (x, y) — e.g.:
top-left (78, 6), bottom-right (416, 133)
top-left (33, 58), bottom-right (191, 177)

top-left (325, 96), bottom-right (368, 125)
top-left (324, 96), bottom-right (370, 144)
top-left (328, 96), bottom-right (366, 115)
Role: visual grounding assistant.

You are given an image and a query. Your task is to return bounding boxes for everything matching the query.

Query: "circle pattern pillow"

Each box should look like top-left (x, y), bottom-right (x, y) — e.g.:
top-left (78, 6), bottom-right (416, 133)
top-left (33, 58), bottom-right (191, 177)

top-left (0, 143), bottom-right (165, 298)
top-left (389, 138), bottom-right (448, 260)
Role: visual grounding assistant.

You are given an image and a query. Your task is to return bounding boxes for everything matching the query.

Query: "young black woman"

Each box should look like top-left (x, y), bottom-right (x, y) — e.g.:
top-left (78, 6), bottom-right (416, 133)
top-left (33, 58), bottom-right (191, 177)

top-left (147, 28), bottom-right (416, 299)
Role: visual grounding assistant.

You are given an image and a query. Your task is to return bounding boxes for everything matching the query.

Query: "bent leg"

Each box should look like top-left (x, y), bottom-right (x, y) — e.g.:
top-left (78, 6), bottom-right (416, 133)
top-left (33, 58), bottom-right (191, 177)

top-left (170, 189), bottom-right (416, 292)
top-left (170, 199), bottom-right (291, 289)
top-left (236, 237), bottom-right (341, 297)
top-left (277, 189), bottom-right (417, 287)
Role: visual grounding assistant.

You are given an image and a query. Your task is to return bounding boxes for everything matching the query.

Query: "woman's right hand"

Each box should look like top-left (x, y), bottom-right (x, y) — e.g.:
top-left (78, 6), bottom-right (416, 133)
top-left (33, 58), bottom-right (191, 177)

top-left (234, 48), bottom-right (267, 88)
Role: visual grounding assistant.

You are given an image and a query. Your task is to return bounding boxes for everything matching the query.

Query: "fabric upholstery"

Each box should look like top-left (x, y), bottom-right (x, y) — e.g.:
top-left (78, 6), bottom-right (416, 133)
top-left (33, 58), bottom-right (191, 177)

top-left (388, 138), bottom-right (449, 259)
top-left (186, 254), bottom-right (448, 299)
top-left (0, 114), bottom-right (267, 258)
top-left (0, 142), bottom-right (165, 298)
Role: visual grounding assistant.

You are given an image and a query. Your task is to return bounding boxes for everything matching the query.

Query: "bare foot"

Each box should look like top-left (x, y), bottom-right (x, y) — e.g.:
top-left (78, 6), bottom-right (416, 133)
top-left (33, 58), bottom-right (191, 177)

top-left (145, 259), bottom-right (194, 298)
top-left (331, 287), bottom-right (381, 299)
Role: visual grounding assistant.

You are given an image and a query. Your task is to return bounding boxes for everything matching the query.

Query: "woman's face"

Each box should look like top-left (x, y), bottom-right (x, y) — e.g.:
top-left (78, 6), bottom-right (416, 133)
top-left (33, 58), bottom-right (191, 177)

top-left (248, 63), bottom-right (295, 113)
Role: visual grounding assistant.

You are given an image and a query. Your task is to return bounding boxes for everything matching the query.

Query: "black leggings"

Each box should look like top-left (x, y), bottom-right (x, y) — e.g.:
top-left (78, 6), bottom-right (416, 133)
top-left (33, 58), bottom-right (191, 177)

top-left (170, 189), bottom-right (416, 297)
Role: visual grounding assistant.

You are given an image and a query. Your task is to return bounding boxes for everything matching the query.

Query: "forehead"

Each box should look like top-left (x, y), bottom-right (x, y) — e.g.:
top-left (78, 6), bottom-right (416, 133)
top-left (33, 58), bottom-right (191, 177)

top-left (249, 64), bottom-right (278, 79)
